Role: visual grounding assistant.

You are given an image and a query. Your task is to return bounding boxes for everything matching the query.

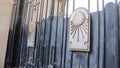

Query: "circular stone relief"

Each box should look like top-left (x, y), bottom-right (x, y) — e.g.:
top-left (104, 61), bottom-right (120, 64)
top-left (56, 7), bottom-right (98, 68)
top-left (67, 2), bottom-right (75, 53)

top-left (72, 11), bottom-right (85, 26)
top-left (70, 7), bottom-right (88, 26)
top-left (70, 7), bottom-right (89, 40)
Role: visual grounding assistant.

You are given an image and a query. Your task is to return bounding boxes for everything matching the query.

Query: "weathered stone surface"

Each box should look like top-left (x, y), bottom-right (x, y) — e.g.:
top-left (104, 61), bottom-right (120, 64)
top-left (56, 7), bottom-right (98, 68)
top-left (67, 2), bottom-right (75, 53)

top-left (0, 0), bottom-right (13, 67)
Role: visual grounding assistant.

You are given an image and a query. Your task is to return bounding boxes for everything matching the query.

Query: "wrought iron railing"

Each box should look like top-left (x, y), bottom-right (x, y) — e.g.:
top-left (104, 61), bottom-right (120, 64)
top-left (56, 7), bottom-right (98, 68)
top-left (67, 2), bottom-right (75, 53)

top-left (4, 0), bottom-right (120, 68)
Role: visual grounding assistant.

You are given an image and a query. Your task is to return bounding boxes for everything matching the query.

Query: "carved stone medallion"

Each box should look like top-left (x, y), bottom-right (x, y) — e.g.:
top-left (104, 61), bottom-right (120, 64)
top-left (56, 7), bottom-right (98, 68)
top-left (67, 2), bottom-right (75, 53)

top-left (68, 7), bottom-right (90, 51)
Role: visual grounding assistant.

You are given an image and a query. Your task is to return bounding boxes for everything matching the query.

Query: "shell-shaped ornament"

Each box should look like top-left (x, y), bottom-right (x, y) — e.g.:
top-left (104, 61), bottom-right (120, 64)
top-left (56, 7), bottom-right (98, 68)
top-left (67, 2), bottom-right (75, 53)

top-left (68, 7), bottom-right (90, 52)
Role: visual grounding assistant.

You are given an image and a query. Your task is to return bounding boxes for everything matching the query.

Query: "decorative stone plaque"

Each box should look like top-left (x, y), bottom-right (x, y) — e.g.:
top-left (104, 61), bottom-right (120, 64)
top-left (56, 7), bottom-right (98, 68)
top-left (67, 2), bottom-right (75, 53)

top-left (27, 22), bottom-right (36, 47)
top-left (68, 7), bottom-right (90, 51)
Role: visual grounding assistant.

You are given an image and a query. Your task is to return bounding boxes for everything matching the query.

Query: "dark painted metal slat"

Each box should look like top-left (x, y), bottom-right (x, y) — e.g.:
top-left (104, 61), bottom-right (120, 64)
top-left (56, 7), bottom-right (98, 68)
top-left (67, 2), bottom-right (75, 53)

top-left (118, 2), bottom-right (120, 68)
top-left (49, 17), bottom-right (57, 65)
top-left (72, 52), bottom-right (88, 68)
top-left (61, 18), bottom-right (67, 68)
top-left (34, 0), bottom-right (45, 67)
top-left (7, 0), bottom-right (23, 67)
top-left (42, 0), bottom-right (49, 67)
top-left (25, 1), bottom-right (34, 67)
top-left (99, 11), bottom-right (105, 68)
top-left (4, 9), bottom-right (15, 68)
top-left (35, 0), bottom-right (42, 67)
top-left (97, 0), bottom-right (100, 68)
top-left (73, 0), bottom-right (75, 11)
top-left (105, 2), bottom-right (119, 68)
top-left (22, 24), bottom-right (28, 67)
top-left (33, 0), bottom-right (41, 67)
top-left (40, 20), bottom-right (45, 67)
top-left (19, 1), bottom-right (30, 66)
top-left (54, 0), bottom-right (61, 68)
top-left (47, 0), bottom-right (56, 67)
top-left (55, 16), bottom-right (64, 68)
top-left (5, 1), bottom-right (17, 67)
top-left (35, 0), bottom-right (48, 67)
top-left (19, 25), bottom-right (26, 67)
top-left (99, 0), bottom-right (105, 68)
top-left (115, 0), bottom-right (119, 68)
top-left (37, 0), bottom-right (48, 67)
top-left (89, 12), bottom-right (99, 68)
top-left (34, 22), bottom-right (40, 67)
top-left (60, 0), bottom-right (66, 68)
top-left (43, 18), bottom-right (50, 68)
top-left (64, 17), bottom-right (72, 68)
top-left (62, 0), bottom-right (73, 68)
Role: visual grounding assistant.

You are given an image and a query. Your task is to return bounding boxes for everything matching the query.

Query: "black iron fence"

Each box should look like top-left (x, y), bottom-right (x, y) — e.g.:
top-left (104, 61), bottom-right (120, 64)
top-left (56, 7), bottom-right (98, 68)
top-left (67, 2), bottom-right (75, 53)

top-left (4, 0), bottom-right (120, 68)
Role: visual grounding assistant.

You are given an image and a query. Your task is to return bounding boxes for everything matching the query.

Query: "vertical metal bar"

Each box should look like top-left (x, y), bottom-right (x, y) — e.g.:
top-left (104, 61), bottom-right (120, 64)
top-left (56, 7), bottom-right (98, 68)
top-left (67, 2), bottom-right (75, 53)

top-left (9, 0), bottom-right (21, 67)
top-left (28, 0), bottom-right (38, 67)
top-left (71, 0), bottom-right (74, 66)
top-left (39, 0), bottom-right (44, 22)
top-left (19, 0), bottom-right (29, 63)
top-left (34, 0), bottom-right (41, 67)
top-left (19, 25), bottom-right (24, 67)
top-left (60, 0), bottom-right (66, 68)
top-left (22, 0), bottom-right (29, 26)
top-left (70, 50), bottom-right (73, 68)
top-left (30, 1), bottom-right (34, 22)
top-left (27, 0), bottom-right (34, 25)
top-left (47, 0), bottom-right (55, 66)
top-left (87, 0), bottom-right (90, 67)
top-left (42, 0), bottom-right (49, 44)
top-left (33, 0), bottom-right (38, 67)
top-left (35, 0), bottom-right (45, 67)
top-left (54, 0), bottom-right (60, 67)
top-left (45, 0), bottom-right (55, 67)
top-left (40, 0), bottom-right (45, 21)
top-left (21, 25), bottom-right (26, 67)
top-left (11, 0), bottom-right (25, 66)
top-left (41, 0), bottom-right (49, 67)
top-left (115, 0), bottom-right (119, 68)
top-left (50, 0), bottom-right (55, 15)
top-left (7, 0), bottom-right (17, 66)
top-left (73, 0), bottom-right (75, 11)
top-left (38, 0), bottom-right (42, 22)
top-left (63, 0), bottom-right (69, 68)
top-left (35, 0), bottom-right (40, 22)
top-left (4, 0), bottom-right (18, 67)
top-left (36, 1), bottom-right (42, 66)
top-left (117, 0), bottom-right (120, 67)
top-left (26, 1), bottom-right (33, 66)
top-left (25, 0), bottom-right (30, 67)
top-left (25, 0), bottom-right (33, 67)
top-left (36, 0), bottom-right (43, 67)
top-left (41, 0), bottom-right (46, 67)
top-left (35, 23), bottom-right (39, 67)
top-left (23, 2), bottom-right (29, 25)
top-left (97, 0), bottom-right (100, 68)
top-left (19, 0), bottom-right (29, 66)
top-left (102, 0), bottom-right (105, 68)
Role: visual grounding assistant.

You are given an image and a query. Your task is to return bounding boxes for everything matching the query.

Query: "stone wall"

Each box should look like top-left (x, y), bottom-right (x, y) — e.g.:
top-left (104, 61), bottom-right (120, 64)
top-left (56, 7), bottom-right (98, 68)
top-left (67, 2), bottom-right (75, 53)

top-left (0, 0), bottom-right (13, 67)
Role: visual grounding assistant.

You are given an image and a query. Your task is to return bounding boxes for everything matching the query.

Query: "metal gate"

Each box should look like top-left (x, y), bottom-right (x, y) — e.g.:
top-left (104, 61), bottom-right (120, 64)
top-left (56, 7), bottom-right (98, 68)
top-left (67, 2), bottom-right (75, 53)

top-left (4, 0), bottom-right (120, 68)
